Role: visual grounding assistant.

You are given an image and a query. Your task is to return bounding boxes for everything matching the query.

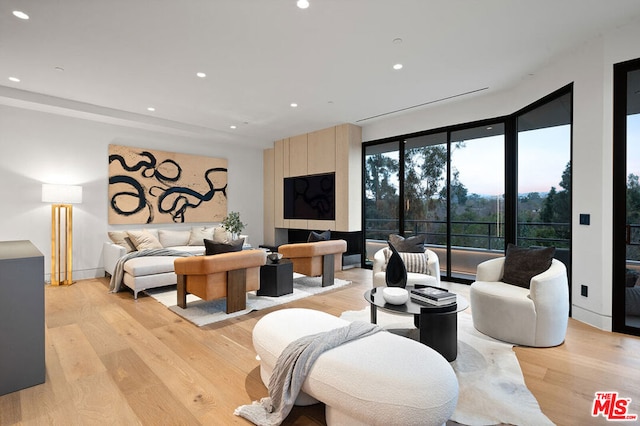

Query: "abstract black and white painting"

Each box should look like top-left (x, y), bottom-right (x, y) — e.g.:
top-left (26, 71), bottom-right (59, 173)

top-left (108, 144), bottom-right (228, 224)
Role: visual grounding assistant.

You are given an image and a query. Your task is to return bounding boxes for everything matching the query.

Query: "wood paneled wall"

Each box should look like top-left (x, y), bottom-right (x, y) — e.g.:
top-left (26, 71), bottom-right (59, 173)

top-left (263, 123), bottom-right (362, 245)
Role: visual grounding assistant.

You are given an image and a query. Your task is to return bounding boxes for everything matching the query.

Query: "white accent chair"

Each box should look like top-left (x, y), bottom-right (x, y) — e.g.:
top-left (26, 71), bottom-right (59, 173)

top-left (470, 257), bottom-right (569, 347)
top-left (372, 247), bottom-right (441, 287)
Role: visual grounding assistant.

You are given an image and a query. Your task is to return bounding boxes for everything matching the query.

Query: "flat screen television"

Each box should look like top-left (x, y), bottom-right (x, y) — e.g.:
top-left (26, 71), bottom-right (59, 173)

top-left (284, 173), bottom-right (335, 220)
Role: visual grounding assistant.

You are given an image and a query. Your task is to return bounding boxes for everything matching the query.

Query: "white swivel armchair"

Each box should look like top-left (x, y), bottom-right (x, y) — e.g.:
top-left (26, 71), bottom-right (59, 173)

top-left (372, 247), bottom-right (441, 288)
top-left (470, 257), bottom-right (569, 347)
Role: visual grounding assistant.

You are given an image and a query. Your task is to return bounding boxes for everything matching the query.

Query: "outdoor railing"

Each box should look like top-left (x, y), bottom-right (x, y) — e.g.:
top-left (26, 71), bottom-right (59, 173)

top-left (365, 218), bottom-right (570, 250)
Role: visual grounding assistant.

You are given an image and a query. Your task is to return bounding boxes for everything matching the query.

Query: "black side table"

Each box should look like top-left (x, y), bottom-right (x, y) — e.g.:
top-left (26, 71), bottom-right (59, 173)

top-left (258, 259), bottom-right (294, 296)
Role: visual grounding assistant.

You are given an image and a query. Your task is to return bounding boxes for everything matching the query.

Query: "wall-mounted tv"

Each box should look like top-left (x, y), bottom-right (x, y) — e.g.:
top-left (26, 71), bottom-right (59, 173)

top-left (284, 173), bottom-right (335, 220)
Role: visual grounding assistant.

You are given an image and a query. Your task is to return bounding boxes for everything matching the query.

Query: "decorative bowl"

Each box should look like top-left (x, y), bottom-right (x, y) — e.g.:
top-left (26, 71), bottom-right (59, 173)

top-left (267, 252), bottom-right (283, 264)
top-left (382, 287), bottom-right (409, 305)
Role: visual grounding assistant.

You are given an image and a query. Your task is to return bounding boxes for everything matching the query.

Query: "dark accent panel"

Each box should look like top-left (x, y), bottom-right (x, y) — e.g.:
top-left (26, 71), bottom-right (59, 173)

top-left (0, 241), bottom-right (45, 396)
top-left (322, 254), bottom-right (335, 287)
top-left (287, 229), bottom-right (363, 257)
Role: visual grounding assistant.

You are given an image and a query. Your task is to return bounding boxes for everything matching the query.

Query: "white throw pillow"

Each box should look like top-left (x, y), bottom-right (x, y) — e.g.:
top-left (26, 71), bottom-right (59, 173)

top-left (188, 226), bottom-right (215, 246)
top-left (213, 226), bottom-right (231, 243)
top-left (107, 231), bottom-right (136, 253)
top-left (383, 248), bottom-right (429, 274)
top-left (158, 229), bottom-right (191, 247)
top-left (127, 230), bottom-right (163, 250)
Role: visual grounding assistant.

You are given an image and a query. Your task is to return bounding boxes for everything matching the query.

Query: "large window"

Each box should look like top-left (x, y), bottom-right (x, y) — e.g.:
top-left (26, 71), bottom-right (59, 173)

top-left (364, 142), bottom-right (399, 241)
top-left (516, 92), bottom-right (572, 252)
top-left (613, 58), bottom-right (640, 336)
top-left (450, 125), bottom-right (505, 278)
top-left (363, 87), bottom-right (572, 283)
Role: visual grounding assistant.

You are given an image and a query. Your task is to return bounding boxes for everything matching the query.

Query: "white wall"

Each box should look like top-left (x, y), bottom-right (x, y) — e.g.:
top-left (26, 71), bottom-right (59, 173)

top-left (0, 105), bottom-right (264, 281)
top-left (361, 17), bottom-right (640, 331)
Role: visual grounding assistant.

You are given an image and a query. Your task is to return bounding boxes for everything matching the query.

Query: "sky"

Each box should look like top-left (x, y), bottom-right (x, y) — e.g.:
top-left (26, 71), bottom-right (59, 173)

top-left (627, 114), bottom-right (640, 176)
top-left (453, 126), bottom-right (571, 196)
top-left (370, 115), bottom-right (640, 198)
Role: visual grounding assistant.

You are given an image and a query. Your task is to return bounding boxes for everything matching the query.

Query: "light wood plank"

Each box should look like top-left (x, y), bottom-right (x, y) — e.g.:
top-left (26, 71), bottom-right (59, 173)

top-left (288, 133), bottom-right (308, 177)
top-left (307, 127), bottom-right (336, 175)
top-left (48, 324), bottom-right (107, 382)
top-left (99, 303), bottom-right (219, 423)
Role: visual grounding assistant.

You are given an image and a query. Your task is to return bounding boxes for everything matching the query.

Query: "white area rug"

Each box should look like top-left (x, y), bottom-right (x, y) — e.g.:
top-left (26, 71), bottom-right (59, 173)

top-left (340, 284), bottom-right (553, 426)
top-left (146, 274), bottom-right (351, 327)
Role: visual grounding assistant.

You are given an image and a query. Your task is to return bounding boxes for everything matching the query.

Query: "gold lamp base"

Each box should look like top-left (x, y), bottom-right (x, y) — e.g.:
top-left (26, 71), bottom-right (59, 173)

top-left (50, 204), bottom-right (74, 286)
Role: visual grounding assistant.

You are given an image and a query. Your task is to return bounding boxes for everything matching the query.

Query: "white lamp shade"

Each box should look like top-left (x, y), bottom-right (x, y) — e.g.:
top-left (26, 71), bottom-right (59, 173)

top-left (42, 184), bottom-right (83, 204)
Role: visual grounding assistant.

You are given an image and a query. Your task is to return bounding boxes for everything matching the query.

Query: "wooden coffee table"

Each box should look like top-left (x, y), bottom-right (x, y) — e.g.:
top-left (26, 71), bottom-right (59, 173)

top-left (364, 286), bottom-right (468, 361)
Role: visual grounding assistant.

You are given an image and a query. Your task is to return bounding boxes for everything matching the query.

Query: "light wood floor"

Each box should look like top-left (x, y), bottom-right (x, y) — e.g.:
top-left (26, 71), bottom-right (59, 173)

top-left (1, 268), bottom-right (639, 426)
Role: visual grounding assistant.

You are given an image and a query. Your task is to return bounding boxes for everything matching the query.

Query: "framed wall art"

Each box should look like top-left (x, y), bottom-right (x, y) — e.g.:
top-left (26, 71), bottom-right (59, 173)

top-left (108, 144), bottom-right (228, 224)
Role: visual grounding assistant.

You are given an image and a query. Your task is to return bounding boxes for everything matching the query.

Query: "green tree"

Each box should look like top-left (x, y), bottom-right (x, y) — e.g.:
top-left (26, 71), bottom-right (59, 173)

top-left (364, 153), bottom-right (399, 238)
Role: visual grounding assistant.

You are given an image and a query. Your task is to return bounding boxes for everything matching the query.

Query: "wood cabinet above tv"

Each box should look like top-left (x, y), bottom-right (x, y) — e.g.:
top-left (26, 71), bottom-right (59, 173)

top-left (263, 123), bottom-right (362, 244)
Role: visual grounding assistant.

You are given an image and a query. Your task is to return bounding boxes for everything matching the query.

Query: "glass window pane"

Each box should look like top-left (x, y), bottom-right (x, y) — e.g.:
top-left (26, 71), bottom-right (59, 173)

top-left (403, 133), bottom-right (448, 273)
top-left (516, 93), bottom-right (571, 253)
top-left (449, 124), bottom-right (505, 279)
top-left (364, 142), bottom-right (400, 264)
top-left (625, 69), bottom-right (640, 328)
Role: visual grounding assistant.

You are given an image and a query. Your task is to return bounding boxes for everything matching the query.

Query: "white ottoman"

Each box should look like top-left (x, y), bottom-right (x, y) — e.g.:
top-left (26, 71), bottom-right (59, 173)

top-left (253, 308), bottom-right (458, 426)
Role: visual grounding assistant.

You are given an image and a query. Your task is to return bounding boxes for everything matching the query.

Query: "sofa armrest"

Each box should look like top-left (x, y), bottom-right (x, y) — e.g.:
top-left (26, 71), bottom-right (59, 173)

top-left (278, 240), bottom-right (347, 258)
top-left (174, 250), bottom-right (267, 275)
top-left (529, 259), bottom-right (569, 306)
top-left (103, 242), bottom-right (126, 276)
top-left (475, 257), bottom-right (505, 282)
top-left (425, 249), bottom-right (441, 285)
top-left (372, 248), bottom-right (386, 276)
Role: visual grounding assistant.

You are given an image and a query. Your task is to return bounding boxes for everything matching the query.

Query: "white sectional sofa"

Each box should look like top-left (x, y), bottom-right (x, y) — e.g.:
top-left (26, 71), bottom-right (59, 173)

top-left (104, 225), bottom-right (244, 298)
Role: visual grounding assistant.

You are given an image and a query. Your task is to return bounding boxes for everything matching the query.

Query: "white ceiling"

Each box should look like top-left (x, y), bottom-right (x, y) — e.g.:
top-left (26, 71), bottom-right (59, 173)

top-left (2, 0), bottom-right (640, 149)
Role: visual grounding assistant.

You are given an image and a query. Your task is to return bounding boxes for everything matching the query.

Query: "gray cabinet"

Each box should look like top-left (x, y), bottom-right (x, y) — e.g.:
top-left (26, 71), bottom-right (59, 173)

top-left (0, 240), bottom-right (45, 395)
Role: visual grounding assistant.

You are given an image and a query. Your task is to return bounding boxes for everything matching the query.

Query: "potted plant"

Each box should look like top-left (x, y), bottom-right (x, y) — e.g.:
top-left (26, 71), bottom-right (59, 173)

top-left (221, 211), bottom-right (246, 240)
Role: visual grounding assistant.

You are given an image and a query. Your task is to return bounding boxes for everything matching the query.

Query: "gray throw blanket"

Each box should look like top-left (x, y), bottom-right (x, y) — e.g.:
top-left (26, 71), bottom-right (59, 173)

top-left (108, 248), bottom-right (194, 293)
top-left (234, 321), bottom-right (382, 426)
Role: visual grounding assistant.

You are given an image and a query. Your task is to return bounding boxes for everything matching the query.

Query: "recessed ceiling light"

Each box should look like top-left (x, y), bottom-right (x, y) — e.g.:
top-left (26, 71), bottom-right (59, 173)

top-left (393, 63), bottom-right (403, 70)
top-left (147, 107), bottom-right (155, 112)
top-left (230, 125), bottom-right (237, 129)
top-left (8, 77), bottom-right (20, 82)
top-left (196, 72), bottom-right (206, 78)
top-left (290, 103), bottom-right (298, 108)
top-left (393, 38), bottom-right (403, 44)
top-left (12, 11), bottom-right (29, 20)
top-left (54, 66), bottom-right (64, 72)
top-left (296, 0), bottom-right (309, 9)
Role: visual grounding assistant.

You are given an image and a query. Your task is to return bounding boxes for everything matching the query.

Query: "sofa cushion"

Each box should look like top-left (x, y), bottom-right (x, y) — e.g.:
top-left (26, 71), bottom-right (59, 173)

top-left (127, 230), bottom-right (163, 250)
top-left (308, 230), bottom-right (331, 242)
top-left (389, 234), bottom-right (426, 253)
top-left (502, 244), bottom-right (555, 289)
top-left (158, 229), bottom-right (191, 247)
top-left (168, 245), bottom-right (206, 255)
top-left (204, 237), bottom-right (244, 255)
top-left (123, 256), bottom-right (177, 276)
top-left (108, 231), bottom-right (136, 253)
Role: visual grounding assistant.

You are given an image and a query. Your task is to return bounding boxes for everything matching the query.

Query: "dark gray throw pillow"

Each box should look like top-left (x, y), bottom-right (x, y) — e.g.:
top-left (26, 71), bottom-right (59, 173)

top-left (308, 230), bottom-right (331, 242)
top-left (502, 243), bottom-right (555, 289)
top-left (204, 237), bottom-right (245, 255)
top-left (388, 234), bottom-right (426, 253)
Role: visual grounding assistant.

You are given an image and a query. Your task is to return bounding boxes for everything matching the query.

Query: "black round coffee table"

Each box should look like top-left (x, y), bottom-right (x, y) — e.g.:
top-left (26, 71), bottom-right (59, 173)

top-left (364, 286), bottom-right (468, 361)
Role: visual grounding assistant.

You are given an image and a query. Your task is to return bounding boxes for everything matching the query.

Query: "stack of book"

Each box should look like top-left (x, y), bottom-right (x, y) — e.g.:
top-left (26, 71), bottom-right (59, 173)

top-left (410, 286), bottom-right (457, 306)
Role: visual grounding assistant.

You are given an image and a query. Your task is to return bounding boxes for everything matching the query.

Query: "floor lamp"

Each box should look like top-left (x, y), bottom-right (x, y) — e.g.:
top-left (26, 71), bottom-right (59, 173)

top-left (42, 184), bottom-right (83, 286)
